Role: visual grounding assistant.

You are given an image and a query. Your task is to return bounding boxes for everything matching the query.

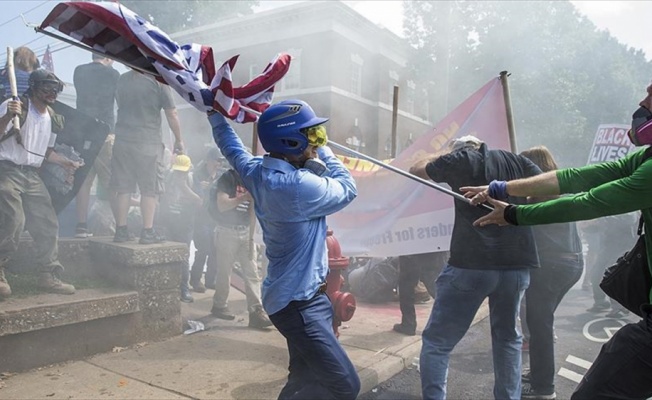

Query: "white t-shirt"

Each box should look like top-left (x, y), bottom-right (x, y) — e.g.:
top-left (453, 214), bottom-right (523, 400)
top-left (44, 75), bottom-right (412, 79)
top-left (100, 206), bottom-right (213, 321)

top-left (0, 99), bottom-right (55, 167)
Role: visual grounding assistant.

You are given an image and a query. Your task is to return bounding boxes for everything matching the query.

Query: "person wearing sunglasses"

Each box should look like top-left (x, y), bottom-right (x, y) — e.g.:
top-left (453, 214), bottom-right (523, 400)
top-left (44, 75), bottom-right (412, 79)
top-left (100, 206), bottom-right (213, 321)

top-left (0, 69), bottom-right (81, 299)
top-left (207, 99), bottom-right (359, 399)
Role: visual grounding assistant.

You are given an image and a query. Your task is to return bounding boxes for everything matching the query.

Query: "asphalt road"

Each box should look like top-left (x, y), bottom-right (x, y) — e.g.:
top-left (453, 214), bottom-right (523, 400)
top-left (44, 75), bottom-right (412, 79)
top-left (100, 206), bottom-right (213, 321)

top-left (360, 284), bottom-right (641, 400)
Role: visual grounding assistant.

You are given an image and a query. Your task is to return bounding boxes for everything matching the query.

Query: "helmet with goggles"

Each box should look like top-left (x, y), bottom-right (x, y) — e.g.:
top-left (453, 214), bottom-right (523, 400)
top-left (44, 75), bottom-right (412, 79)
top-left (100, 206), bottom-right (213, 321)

top-left (28, 69), bottom-right (64, 94)
top-left (257, 99), bottom-right (328, 155)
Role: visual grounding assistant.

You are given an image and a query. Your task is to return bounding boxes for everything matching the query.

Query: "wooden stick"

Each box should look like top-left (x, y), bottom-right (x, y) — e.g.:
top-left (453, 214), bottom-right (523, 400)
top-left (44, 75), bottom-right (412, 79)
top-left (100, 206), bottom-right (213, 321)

top-left (6, 47), bottom-right (20, 130)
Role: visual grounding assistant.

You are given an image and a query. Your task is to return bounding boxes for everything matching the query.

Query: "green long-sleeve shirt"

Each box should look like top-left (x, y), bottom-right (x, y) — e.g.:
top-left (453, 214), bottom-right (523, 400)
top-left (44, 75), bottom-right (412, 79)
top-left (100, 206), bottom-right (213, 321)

top-left (514, 146), bottom-right (652, 303)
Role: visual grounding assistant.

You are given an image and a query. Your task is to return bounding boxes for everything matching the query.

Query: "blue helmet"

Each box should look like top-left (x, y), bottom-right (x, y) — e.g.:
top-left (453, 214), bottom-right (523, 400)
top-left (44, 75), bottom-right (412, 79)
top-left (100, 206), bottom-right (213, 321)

top-left (257, 99), bottom-right (328, 155)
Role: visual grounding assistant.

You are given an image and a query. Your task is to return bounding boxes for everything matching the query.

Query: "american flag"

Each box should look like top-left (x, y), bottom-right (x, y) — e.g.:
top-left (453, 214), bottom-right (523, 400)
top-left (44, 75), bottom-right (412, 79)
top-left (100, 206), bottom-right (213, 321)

top-left (39, 1), bottom-right (290, 123)
top-left (41, 45), bottom-right (54, 73)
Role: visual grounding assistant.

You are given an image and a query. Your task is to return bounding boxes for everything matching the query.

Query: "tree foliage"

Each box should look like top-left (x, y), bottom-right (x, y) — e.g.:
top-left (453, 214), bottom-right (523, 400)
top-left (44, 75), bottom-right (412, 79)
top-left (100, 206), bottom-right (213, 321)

top-left (119, 0), bottom-right (259, 34)
top-left (403, 0), bottom-right (652, 166)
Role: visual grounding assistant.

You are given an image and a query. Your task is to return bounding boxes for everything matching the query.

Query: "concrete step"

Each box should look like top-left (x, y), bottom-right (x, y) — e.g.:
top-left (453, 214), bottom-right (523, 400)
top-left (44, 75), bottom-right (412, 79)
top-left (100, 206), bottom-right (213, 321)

top-left (0, 288), bottom-right (142, 372)
top-left (0, 288), bottom-right (140, 336)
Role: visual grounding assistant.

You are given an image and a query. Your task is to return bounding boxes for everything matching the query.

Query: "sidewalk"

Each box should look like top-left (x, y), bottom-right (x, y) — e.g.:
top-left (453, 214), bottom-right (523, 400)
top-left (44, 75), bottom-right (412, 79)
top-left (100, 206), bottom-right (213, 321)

top-left (0, 289), bottom-right (489, 399)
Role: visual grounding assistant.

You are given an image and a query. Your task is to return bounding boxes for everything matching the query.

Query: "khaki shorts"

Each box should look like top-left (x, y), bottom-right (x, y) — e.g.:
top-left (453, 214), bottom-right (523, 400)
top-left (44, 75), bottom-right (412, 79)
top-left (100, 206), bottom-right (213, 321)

top-left (110, 140), bottom-right (162, 196)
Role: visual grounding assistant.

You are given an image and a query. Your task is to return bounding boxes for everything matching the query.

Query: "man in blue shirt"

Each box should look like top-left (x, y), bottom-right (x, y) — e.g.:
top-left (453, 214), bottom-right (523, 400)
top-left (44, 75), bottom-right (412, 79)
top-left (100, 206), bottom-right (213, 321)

top-left (207, 99), bottom-right (360, 400)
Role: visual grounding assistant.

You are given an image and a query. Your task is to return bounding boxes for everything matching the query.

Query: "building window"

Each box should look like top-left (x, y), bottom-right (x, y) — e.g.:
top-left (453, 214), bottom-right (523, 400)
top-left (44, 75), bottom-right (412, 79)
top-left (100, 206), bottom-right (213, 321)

top-left (282, 48), bottom-right (302, 91)
top-left (388, 70), bottom-right (399, 103)
top-left (350, 53), bottom-right (363, 96)
top-left (406, 80), bottom-right (416, 114)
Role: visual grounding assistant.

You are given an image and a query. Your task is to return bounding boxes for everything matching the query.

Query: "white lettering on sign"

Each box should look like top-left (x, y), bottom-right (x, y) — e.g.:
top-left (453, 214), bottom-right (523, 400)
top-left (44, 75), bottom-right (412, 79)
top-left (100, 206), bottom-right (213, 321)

top-left (587, 124), bottom-right (636, 164)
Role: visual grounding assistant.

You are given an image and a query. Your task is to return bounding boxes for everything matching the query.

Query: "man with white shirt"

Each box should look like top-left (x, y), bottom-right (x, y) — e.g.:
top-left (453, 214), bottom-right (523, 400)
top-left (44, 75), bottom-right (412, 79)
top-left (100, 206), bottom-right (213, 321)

top-left (0, 69), bottom-right (81, 299)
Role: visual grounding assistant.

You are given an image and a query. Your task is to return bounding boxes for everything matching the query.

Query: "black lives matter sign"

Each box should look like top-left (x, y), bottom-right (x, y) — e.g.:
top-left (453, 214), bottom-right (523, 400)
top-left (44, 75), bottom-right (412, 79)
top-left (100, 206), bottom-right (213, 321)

top-left (587, 124), bottom-right (636, 165)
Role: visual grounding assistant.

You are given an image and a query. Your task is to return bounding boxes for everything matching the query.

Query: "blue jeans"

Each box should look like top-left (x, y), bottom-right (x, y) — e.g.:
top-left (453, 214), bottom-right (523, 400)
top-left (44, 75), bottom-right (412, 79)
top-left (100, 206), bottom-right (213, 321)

top-left (269, 293), bottom-right (360, 400)
top-left (420, 265), bottom-right (530, 400)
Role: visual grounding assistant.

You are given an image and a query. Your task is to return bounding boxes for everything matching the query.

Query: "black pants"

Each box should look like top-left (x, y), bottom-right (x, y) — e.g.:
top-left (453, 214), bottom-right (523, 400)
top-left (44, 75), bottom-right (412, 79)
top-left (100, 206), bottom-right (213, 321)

top-left (397, 252), bottom-right (447, 328)
top-left (190, 222), bottom-right (217, 285)
top-left (526, 263), bottom-right (583, 393)
top-left (571, 304), bottom-right (652, 400)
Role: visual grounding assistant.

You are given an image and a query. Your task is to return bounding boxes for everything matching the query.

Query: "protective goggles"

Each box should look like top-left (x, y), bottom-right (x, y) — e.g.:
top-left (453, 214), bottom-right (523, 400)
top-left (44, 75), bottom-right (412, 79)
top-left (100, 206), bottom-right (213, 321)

top-left (36, 81), bottom-right (64, 95)
top-left (301, 125), bottom-right (328, 147)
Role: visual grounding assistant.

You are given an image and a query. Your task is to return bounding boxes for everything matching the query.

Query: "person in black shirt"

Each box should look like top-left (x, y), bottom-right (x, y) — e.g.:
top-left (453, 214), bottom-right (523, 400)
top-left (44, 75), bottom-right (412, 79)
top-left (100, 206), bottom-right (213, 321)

top-left (210, 169), bottom-right (272, 329)
top-left (410, 136), bottom-right (541, 400)
top-left (189, 147), bottom-right (225, 292)
top-left (72, 54), bottom-right (120, 238)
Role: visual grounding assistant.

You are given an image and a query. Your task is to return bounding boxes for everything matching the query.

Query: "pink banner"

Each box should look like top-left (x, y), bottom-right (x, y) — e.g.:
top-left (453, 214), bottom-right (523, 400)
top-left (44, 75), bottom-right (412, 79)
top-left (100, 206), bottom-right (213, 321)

top-left (328, 77), bottom-right (511, 257)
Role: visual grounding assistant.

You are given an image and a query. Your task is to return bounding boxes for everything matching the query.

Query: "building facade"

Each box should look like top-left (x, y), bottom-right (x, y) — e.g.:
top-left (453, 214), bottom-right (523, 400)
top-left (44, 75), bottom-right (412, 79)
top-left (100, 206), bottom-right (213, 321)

top-left (173, 1), bottom-right (433, 159)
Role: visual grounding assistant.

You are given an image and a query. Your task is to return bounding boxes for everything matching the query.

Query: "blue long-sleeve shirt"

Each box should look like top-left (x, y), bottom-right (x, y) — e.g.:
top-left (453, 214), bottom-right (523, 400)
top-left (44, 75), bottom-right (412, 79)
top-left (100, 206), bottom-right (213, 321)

top-left (208, 113), bottom-right (357, 314)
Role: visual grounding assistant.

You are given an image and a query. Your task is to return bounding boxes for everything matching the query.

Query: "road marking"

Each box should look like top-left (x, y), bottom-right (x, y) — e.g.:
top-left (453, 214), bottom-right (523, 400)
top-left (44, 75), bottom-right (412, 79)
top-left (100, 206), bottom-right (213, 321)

top-left (566, 355), bottom-right (592, 370)
top-left (582, 317), bottom-right (627, 343)
top-left (558, 367), bottom-right (584, 383)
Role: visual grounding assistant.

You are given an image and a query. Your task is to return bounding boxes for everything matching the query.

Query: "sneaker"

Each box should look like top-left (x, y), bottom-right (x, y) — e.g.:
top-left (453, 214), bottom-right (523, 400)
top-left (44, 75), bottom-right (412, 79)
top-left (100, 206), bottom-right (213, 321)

top-left (0, 268), bottom-right (12, 298)
top-left (139, 228), bottom-right (165, 245)
top-left (113, 226), bottom-right (133, 243)
top-left (606, 308), bottom-right (630, 318)
top-left (393, 323), bottom-right (416, 336)
top-left (74, 224), bottom-right (93, 239)
top-left (586, 302), bottom-right (611, 313)
top-left (248, 308), bottom-right (273, 329)
top-left (211, 306), bottom-right (236, 320)
top-left (180, 289), bottom-right (194, 303)
top-left (521, 382), bottom-right (556, 399)
top-left (190, 280), bottom-right (206, 293)
top-left (37, 272), bottom-right (75, 295)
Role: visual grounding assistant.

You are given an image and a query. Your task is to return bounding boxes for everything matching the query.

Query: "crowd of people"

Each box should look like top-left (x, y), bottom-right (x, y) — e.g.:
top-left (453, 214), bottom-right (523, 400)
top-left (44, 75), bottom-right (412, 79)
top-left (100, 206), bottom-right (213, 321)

top-left (1, 44), bottom-right (651, 400)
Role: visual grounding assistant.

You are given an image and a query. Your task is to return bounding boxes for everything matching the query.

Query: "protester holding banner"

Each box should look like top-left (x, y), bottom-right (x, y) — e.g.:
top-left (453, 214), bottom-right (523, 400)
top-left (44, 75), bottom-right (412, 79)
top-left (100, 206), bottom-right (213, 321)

top-left (461, 83), bottom-right (652, 399)
top-left (393, 251), bottom-right (447, 336)
top-left (208, 99), bottom-right (360, 400)
top-left (518, 146), bottom-right (584, 400)
top-left (410, 135), bottom-right (541, 400)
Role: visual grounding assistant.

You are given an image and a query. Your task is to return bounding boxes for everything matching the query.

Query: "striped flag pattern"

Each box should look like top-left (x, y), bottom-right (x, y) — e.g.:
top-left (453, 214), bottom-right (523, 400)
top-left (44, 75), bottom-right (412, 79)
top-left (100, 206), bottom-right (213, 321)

top-left (41, 44), bottom-right (55, 73)
top-left (39, 1), bottom-right (290, 122)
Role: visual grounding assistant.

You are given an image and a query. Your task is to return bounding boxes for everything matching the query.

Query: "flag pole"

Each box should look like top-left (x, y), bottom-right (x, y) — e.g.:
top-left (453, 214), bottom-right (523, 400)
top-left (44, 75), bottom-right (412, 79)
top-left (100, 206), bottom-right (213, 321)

top-left (391, 85), bottom-right (399, 158)
top-left (236, 105), bottom-right (491, 211)
top-left (328, 141), bottom-right (492, 211)
top-left (32, 26), bottom-right (158, 78)
top-left (499, 71), bottom-right (517, 153)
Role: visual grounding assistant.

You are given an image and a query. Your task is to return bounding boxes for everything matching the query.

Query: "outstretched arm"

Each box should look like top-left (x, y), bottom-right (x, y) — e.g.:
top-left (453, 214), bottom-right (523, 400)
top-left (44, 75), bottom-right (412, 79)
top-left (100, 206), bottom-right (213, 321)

top-left (461, 170), bottom-right (560, 204)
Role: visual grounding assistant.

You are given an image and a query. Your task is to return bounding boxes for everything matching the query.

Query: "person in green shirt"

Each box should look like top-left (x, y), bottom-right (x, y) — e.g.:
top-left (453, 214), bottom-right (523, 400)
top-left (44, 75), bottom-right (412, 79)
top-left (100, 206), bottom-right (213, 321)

top-left (459, 84), bottom-right (652, 400)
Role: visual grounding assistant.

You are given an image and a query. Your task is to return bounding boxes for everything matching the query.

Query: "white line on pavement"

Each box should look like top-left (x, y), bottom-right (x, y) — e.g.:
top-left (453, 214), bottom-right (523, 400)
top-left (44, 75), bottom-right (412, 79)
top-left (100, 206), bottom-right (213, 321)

top-left (566, 355), bottom-right (593, 370)
top-left (558, 367), bottom-right (584, 383)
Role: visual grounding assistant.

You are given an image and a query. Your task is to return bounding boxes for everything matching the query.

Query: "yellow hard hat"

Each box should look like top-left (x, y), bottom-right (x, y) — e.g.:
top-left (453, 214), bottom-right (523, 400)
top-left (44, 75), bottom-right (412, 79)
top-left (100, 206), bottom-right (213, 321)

top-left (172, 154), bottom-right (192, 172)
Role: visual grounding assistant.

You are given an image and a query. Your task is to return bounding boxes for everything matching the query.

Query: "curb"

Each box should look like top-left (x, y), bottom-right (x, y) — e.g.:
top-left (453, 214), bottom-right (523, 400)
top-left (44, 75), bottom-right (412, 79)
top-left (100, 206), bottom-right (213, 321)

top-left (357, 300), bottom-right (491, 394)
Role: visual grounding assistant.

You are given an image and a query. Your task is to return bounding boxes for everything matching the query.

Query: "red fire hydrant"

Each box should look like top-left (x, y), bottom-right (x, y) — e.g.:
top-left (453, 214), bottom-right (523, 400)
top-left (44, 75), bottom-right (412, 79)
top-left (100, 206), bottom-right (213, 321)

top-left (325, 229), bottom-right (356, 337)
